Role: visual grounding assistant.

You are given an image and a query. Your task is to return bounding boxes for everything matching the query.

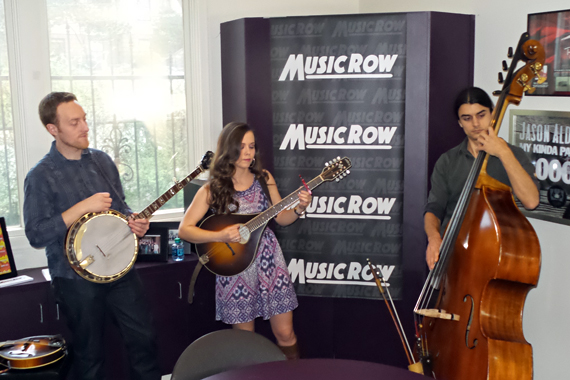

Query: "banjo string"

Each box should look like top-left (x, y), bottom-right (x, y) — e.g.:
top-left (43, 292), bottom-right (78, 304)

top-left (93, 220), bottom-right (134, 258)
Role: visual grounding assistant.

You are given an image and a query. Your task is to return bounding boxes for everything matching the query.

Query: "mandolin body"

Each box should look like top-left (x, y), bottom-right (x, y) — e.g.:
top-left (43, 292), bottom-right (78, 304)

top-left (195, 157), bottom-right (352, 277)
top-left (0, 336), bottom-right (67, 370)
top-left (196, 213), bottom-right (267, 277)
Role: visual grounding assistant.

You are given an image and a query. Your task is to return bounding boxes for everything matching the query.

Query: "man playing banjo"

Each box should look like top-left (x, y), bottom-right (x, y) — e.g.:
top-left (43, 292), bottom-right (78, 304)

top-left (23, 92), bottom-right (161, 380)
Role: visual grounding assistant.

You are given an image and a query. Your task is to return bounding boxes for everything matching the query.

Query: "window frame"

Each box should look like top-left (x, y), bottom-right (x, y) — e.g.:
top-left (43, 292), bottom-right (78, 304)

top-left (2, 0), bottom-right (211, 268)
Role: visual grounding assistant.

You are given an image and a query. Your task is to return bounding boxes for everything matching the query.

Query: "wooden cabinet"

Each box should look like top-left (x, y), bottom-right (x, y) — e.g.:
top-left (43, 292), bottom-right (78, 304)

top-left (0, 257), bottom-right (222, 379)
top-left (0, 277), bottom-right (55, 339)
top-left (140, 259), bottom-right (197, 374)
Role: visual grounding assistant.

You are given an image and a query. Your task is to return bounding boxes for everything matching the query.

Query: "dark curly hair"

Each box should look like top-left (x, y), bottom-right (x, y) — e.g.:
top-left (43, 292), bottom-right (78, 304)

top-left (209, 122), bottom-right (267, 214)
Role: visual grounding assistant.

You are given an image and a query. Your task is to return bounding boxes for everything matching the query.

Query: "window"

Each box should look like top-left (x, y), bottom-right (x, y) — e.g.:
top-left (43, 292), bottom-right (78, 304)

top-left (0, 0), bottom-right (19, 227)
top-left (46, 0), bottom-right (189, 212)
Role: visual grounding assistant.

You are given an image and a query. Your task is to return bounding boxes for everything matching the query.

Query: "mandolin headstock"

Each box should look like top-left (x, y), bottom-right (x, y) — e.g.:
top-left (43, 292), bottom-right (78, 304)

top-left (320, 157), bottom-right (352, 182)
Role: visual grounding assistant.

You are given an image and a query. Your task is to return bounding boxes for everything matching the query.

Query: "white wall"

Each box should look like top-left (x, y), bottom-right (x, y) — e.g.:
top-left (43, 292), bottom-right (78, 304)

top-left (358, 1), bottom-right (569, 379)
top-left (201, 0), bottom-right (360, 143)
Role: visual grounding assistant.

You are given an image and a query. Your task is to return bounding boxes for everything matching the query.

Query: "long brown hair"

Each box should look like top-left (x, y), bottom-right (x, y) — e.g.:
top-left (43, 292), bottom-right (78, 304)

top-left (209, 122), bottom-right (266, 214)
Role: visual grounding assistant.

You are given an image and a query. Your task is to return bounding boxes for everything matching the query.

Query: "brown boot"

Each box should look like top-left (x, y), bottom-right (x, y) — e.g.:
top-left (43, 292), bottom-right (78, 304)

top-left (278, 342), bottom-right (300, 360)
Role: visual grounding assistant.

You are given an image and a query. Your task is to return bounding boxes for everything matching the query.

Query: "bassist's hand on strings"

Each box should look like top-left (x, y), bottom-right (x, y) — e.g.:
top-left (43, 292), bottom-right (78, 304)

top-left (477, 126), bottom-right (540, 209)
top-left (128, 213), bottom-right (149, 238)
top-left (476, 126), bottom-right (510, 158)
top-left (426, 235), bottom-right (442, 271)
top-left (424, 212), bottom-right (443, 271)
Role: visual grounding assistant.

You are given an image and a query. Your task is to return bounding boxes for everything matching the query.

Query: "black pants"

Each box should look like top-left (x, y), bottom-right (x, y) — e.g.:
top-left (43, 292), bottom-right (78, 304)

top-left (52, 270), bottom-right (161, 380)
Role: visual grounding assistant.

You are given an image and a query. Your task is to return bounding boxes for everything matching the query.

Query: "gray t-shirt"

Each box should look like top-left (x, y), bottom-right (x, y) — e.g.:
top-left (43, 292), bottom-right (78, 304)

top-left (424, 138), bottom-right (538, 233)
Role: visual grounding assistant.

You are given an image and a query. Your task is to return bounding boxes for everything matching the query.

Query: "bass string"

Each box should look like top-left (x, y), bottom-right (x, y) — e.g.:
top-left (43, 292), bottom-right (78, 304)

top-left (416, 150), bottom-right (486, 313)
top-left (413, 38), bottom-right (532, 356)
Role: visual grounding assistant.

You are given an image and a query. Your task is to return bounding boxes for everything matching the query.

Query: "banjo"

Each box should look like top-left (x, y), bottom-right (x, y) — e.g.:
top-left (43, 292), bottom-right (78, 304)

top-left (65, 151), bottom-right (214, 283)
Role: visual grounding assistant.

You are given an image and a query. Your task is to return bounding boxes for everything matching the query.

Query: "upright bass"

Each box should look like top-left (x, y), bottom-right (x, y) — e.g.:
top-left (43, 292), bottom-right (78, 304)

top-left (414, 33), bottom-right (544, 380)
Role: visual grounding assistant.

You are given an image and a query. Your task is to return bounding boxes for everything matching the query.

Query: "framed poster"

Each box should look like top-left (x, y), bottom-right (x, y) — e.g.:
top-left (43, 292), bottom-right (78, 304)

top-left (528, 9), bottom-right (570, 96)
top-left (0, 217), bottom-right (17, 281)
top-left (509, 109), bottom-right (570, 225)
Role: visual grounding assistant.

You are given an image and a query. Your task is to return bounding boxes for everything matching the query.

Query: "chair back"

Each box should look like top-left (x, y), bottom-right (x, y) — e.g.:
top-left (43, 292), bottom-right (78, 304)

top-left (171, 329), bottom-right (286, 380)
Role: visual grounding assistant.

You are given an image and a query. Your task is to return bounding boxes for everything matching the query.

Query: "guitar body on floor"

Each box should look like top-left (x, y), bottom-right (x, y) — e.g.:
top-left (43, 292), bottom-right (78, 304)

top-left (0, 335), bottom-right (66, 370)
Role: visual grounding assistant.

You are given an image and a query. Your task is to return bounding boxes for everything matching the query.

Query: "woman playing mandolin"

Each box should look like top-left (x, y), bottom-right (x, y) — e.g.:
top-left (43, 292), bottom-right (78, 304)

top-left (179, 122), bottom-right (312, 359)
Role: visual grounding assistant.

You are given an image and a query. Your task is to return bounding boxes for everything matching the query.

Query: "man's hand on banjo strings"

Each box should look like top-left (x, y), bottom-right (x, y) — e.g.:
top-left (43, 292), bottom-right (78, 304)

top-left (128, 213), bottom-right (150, 238)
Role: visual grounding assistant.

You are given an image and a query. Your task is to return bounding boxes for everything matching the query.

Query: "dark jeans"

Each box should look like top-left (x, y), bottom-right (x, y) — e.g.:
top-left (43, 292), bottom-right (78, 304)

top-left (52, 270), bottom-right (161, 380)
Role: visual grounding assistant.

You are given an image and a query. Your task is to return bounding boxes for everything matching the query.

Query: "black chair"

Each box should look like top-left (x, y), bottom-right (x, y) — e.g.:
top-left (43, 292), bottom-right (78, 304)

top-left (171, 329), bottom-right (286, 380)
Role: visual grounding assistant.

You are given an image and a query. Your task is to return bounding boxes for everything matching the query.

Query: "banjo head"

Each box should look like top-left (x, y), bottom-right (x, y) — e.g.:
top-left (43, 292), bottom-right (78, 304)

top-left (66, 211), bottom-right (138, 283)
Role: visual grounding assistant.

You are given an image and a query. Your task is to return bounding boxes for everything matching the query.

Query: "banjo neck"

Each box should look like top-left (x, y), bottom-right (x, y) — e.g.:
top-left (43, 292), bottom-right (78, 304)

top-left (133, 165), bottom-right (206, 220)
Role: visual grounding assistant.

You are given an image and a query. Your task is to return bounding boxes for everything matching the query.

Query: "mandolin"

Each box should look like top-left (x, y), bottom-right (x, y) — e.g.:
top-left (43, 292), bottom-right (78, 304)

top-left (196, 157), bottom-right (351, 277)
top-left (0, 335), bottom-right (66, 370)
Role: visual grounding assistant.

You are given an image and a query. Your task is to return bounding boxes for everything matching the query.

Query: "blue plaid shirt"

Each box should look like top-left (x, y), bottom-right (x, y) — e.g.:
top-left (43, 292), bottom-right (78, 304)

top-left (24, 141), bottom-right (131, 280)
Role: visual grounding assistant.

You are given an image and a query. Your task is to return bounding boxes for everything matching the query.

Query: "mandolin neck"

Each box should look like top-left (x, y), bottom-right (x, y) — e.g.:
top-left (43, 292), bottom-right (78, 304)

top-left (245, 175), bottom-right (324, 232)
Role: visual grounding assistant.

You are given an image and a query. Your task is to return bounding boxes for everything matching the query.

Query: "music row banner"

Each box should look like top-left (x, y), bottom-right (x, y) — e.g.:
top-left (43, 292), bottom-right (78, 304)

top-left (509, 109), bottom-right (570, 225)
top-left (270, 13), bottom-right (407, 299)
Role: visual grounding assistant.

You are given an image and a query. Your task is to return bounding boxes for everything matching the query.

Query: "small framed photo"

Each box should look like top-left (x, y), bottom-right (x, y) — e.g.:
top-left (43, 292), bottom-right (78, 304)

top-left (167, 229), bottom-right (179, 247)
top-left (137, 221), bottom-right (182, 262)
top-left (139, 235), bottom-right (162, 255)
top-left (0, 217), bottom-right (18, 281)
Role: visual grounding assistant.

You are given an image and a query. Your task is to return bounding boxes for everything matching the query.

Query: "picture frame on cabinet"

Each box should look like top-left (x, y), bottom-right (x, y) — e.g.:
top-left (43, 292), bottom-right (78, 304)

top-left (137, 221), bottom-right (181, 262)
top-left (0, 217), bottom-right (18, 281)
